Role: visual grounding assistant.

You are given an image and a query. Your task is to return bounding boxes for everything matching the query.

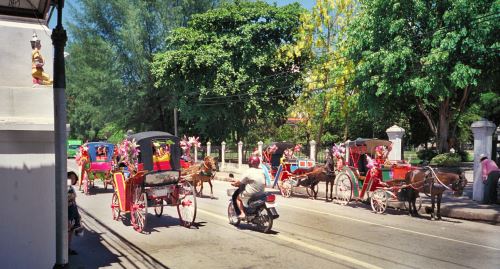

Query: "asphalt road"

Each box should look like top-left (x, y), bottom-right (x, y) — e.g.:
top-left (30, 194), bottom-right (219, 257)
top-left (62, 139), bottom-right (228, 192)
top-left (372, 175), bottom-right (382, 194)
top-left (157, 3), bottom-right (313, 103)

top-left (68, 161), bottom-right (500, 269)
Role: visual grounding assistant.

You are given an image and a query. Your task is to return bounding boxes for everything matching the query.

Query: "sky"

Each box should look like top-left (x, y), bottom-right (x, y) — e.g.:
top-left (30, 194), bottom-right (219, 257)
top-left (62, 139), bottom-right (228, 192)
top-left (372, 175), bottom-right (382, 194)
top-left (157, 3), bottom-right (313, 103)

top-left (48, 0), bottom-right (314, 28)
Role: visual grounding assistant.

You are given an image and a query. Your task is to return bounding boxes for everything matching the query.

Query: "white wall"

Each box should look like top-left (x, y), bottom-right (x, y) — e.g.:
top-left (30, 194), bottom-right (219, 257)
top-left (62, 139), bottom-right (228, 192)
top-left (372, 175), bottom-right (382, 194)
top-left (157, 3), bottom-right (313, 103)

top-left (0, 20), bottom-right (55, 268)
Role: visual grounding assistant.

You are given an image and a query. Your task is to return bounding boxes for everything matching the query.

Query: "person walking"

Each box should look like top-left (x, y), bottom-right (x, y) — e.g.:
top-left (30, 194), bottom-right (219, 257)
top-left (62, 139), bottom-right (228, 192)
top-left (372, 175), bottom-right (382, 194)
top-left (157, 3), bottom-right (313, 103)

top-left (480, 154), bottom-right (500, 204)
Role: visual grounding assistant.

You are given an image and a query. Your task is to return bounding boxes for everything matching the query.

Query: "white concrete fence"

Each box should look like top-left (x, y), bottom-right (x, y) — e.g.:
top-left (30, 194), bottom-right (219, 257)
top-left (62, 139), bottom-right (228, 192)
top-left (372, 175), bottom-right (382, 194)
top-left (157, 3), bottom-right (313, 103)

top-left (194, 125), bottom-right (407, 172)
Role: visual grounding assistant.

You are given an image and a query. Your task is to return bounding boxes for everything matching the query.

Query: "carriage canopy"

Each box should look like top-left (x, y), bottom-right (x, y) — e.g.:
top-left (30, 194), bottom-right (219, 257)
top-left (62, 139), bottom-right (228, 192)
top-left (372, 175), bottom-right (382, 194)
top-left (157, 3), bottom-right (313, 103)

top-left (86, 142), bottom-right (115, 163)
top-left (346, 138), bottom-right (392, 156)
top-left (127, 131), bottom-right (181, 172)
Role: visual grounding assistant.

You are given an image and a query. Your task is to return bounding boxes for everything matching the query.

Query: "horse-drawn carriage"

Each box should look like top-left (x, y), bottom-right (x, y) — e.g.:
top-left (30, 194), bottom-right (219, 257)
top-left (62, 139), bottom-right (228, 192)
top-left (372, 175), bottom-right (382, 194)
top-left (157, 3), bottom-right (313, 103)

top-left (333, 138), bottom-right (420, 213)
top-left (111, 131), bottom-right (197, 233)
top-left (262, 142), bottom-right (325, 199)
top-left (77, 142), bottom-right (115, 195)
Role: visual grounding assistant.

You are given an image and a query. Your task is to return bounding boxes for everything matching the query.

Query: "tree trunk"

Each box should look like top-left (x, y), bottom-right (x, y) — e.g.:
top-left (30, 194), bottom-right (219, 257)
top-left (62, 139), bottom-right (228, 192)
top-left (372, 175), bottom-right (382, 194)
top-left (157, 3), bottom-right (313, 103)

top-left (437, 98), bottom-right (450, 153)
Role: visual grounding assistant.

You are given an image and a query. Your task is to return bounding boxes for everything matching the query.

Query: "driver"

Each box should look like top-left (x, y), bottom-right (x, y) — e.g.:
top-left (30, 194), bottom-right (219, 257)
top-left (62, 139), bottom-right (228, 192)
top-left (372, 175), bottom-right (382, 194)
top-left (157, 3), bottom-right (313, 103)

top-left (230, 156), bottom-right (266, 219)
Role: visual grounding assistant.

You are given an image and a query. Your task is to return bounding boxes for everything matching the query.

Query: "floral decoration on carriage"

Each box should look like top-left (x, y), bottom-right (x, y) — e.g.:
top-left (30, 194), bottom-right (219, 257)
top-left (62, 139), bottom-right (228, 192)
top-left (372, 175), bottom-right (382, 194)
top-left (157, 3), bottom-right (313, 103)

top-left (116, 138), bottom-right (140, 173)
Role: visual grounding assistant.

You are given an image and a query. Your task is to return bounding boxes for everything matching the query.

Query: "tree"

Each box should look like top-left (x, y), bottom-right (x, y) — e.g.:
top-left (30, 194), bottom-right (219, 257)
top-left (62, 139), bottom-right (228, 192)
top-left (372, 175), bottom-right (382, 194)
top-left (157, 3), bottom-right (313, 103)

top-left (65, 0), bottom-right (219, 140)
top-left (152, 1), bottom-right (305, 143)
top-left (349, 0), bottom-right (499, 152)
top-left (288, 0), bottom-right (359, 148)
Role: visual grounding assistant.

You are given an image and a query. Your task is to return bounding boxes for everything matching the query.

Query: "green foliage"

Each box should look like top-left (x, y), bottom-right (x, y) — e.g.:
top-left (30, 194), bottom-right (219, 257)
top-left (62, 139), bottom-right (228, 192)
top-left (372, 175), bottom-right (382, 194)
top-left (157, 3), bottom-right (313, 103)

top-left (430, 153), bottom-right (461, 166)
top-left (348, 0), bottom-right (499, 152)
top-left (152, 1), bottom-right (305, 143)
top-left (457, 150), bottom-right (472, 162)
top-left (417, 149), bottom-right (438, 161)
top-left (65, 0), bottom-right (219, 140)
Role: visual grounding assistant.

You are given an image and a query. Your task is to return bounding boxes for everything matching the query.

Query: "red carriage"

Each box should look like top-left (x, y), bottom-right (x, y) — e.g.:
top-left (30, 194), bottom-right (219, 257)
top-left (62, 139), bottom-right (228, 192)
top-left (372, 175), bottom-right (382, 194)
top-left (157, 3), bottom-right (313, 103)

top-left (76, 142), bottom-right (115, 195)
top-left (333, 138), bottom-right (421, 213)
top-left (262, 143), bottom-right (318, 198)
top-left (111, 131), bottom-right (197, 233)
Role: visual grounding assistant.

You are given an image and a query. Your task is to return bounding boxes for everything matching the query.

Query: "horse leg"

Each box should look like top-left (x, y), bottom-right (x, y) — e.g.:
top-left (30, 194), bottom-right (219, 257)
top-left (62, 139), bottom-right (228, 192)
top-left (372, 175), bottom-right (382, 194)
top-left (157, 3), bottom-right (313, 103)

top-left (407, 189), bottom-right (414, 216)
top-left (208, 179), bottom-right (214, 199)
top-left (430, 194), bottom-right (436, 220)
top-left (325, 180), bottom-right (329, 202)
top-left (437, 193), bottom-right (442, 220)
top-left (312, 182), bottom-right (318, 200)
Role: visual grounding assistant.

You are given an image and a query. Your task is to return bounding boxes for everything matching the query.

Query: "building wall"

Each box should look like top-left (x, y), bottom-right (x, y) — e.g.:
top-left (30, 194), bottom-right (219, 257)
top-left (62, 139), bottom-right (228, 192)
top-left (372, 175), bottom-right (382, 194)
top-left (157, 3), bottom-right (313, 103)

top-left (0, 20), bottom-right (55, 268)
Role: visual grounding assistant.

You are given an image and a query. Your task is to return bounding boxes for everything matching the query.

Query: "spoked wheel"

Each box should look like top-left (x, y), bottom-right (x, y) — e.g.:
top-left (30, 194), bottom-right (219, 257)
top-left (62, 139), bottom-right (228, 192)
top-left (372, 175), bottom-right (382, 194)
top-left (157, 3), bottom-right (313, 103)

top-left (281, 181), bottom-right (292, 198)
top-left (154, 198), bottom-right (164, 217)
top-left (335, 172), bottom-right (352, 205)
top-left (177, 181), bottom-right (197, 228)
top-left (227, 202), bottom-right (240, 226)
top-left (111, 192), bottom-right (121, 220)
top-left (306, 184), bottom-right (319, 198)
top-left (132, 192), bottom-right (148, 233)
top-left (256, 208), bottom-right (273, 233)
top-left (371, 189), bottom-right (388, 214)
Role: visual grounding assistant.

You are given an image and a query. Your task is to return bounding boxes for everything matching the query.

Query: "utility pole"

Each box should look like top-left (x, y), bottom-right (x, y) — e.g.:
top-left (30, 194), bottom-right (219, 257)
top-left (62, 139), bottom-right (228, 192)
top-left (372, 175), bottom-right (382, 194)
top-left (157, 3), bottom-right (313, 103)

top-left (52, 0), bottom-right (68, 267)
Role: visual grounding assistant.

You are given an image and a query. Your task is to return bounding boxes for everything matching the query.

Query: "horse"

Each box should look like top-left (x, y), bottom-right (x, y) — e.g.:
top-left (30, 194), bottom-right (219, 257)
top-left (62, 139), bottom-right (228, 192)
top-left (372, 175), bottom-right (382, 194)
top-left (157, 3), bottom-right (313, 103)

top-left (297, 157), bottom-right (336, 201)
top-left (182, 156), bottom-right (218, 198)
top-left (405, 167), bottom-right (467, 220)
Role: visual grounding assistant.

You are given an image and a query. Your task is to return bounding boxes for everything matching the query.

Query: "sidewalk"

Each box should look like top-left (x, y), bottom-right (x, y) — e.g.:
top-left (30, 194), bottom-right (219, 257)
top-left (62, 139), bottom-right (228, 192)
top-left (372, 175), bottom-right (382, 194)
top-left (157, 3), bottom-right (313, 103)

top-left (215, 168), bottom-right (500, 224)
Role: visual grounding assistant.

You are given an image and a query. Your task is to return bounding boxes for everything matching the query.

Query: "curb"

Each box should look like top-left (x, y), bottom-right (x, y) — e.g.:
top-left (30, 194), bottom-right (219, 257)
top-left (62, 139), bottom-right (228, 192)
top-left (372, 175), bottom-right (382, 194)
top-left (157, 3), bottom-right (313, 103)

top-left (213, 172), bottom-right (500, 224)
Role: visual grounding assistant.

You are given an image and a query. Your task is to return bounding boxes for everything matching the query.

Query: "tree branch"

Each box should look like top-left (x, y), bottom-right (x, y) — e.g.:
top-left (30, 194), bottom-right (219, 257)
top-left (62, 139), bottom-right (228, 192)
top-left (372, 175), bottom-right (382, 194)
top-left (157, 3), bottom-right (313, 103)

top-left (416, 98), bottom-right (437, 135)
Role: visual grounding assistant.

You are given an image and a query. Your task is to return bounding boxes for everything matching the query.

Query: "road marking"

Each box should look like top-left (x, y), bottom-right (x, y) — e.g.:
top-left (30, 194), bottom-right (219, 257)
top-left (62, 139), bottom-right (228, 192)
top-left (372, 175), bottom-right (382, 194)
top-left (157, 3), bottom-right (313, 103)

top-left (282, 204), bottom-right (500, 251)
top-left (197, 208), bottom-right (384, 269)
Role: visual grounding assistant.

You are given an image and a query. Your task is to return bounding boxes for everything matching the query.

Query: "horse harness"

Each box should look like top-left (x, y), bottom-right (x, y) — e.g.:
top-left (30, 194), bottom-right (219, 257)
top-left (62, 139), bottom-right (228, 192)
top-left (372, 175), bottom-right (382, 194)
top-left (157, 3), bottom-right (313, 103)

top-left (407, 166), bottom-right (453, 194)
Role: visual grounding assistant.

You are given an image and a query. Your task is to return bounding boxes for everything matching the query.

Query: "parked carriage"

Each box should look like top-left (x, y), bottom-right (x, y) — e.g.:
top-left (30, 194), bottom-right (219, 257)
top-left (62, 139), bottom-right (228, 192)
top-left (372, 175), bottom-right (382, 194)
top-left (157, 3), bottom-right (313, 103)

top-left (77, 142), bottom-right (115, 195)
top-left (262, 142), bottom-right (318, 198)
top-left (333, 138), bottom-right (421, 213)
top-left (111, 131), bottom-right (197, 233)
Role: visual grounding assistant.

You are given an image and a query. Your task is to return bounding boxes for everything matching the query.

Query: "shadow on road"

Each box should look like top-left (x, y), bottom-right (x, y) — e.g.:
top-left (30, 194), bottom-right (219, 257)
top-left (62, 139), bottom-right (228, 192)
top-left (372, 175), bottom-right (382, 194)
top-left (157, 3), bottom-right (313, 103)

top-left (73, 207), bottom-right (171, 269)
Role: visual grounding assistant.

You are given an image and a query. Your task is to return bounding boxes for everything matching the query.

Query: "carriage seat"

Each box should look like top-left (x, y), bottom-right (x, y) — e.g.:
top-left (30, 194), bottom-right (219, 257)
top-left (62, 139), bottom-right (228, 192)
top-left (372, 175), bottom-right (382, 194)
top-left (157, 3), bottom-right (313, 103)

top-left (144, 170), bottom-right (179, 187)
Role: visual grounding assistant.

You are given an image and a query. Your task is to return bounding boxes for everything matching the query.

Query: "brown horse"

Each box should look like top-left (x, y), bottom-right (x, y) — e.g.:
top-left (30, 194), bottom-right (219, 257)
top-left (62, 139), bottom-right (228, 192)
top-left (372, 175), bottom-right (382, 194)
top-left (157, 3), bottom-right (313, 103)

top-left (297, 157), bottom-right (336, 201)
top-left (182, 156), bottom-right (218, 198)
top-left (405, 167), bottom-right (467, 220)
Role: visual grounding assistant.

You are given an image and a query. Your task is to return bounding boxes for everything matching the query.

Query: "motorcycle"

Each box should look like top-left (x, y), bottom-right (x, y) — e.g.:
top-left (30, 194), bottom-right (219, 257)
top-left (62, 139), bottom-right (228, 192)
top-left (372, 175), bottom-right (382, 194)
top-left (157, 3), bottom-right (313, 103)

top-left (226, 176), bottom-right (279, 233)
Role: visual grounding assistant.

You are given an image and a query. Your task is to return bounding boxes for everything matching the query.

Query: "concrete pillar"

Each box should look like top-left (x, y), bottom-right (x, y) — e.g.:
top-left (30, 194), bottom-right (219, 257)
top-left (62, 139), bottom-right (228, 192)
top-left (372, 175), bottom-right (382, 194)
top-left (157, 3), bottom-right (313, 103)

top-left (309, 140), bottom-right (316, 161)
top-left (471, 119), bottom-right (497, 202)
top-left (194, 147), bottom-right (198, 163)
top-left (238, 141), bottom-right (243, 168)
top-left (258, 141), bottom-right (263, 157)
top-left (386, 125), bottom-right (405, 161)
top-left (221, 141), bottom-right (226, 168)
top-left (206, 142), bottom-right (211, 156)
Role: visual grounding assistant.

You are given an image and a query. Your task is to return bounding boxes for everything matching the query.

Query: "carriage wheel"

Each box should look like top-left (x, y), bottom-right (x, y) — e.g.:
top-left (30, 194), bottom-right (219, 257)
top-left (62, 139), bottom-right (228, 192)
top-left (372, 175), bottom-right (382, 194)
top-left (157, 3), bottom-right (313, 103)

top-left (177, 181), bottom-right (197, 228)
top-left (281, 181), bottom-right (292, 198)
top-left (227, 202), bottom-right (240, 226)
top-left (306, 184), bottom-right (319, 198)
top-left (132, 192), bottom-right (148, 233)
top-left (154, 198), bottom-right (164, 217)
top-left (371, 189), bottom-right (388, 214)
top-left (335, 172), bottom-right (352, 205)
top-left (111, 192), bottom-right (121, 220)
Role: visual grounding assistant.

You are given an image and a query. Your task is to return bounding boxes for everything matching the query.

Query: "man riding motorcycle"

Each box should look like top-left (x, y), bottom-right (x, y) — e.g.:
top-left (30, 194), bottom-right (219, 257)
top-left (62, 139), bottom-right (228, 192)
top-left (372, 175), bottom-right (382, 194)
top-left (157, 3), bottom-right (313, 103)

top-left (230, 155), bottom-right (266, 219)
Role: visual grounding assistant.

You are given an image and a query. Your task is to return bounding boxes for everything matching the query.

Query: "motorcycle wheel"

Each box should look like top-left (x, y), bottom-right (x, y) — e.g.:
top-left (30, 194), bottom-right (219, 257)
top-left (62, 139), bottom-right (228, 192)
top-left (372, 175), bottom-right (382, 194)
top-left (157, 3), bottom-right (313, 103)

top-left (256, 208), bottom-right (273, 233)
top-left (227, 202), bottom-right (240, 226)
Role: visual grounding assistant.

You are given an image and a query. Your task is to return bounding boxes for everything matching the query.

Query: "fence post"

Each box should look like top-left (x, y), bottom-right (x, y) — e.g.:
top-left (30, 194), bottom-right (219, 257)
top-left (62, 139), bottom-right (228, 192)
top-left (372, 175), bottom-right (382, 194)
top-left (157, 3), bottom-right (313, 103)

top-left (238, 141), bottom-right (243, 169)
top-left (471, 119), bottom-right (497, 202)
top-left (194, 147), bottom-right (198, 163)
top-left (345, 140), bottom-right (350, 164)
top-left (207, 142), bottom-right (211, 156)
top-left (221, 141), bottom-right (226, 169)
top-left (309, 140), bottom-right (316, 161)
top-left (258, 141), bottom-right (263, 157)
top-left (386, 125), bottom-right (405, 161)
